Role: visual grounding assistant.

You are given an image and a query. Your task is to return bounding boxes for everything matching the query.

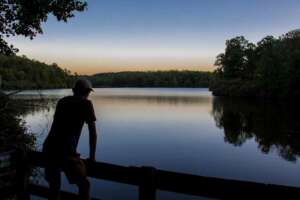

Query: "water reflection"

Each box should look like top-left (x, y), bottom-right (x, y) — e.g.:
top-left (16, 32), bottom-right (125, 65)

top-left (14, 89), bottom-right (300, 198)
top-left (19, 89), bottom-right (214, 200)
top-left (18, 91), bottom-right (300, 164)
top-left (15, 99), bottom-right (57, 116)
top-left (212, 97), bottom-right (300, 162)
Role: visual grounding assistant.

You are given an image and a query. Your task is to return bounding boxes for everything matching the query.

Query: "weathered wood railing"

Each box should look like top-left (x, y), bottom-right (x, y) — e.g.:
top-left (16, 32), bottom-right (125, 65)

top-left (27, 151), bottom-right (300, 200)
top-left (2, 150), bottom-right (300, 199)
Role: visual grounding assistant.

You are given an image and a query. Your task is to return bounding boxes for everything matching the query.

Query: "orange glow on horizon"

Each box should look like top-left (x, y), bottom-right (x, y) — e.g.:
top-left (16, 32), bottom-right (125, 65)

top-left (67, 65), bottom-right (215, 75)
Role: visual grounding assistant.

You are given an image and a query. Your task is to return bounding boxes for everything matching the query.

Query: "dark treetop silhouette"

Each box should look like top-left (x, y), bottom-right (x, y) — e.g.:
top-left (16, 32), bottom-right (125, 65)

top-left (0, 0), bottom-right (87, 55)
top-left (210, 30), bottom-right (300, 98)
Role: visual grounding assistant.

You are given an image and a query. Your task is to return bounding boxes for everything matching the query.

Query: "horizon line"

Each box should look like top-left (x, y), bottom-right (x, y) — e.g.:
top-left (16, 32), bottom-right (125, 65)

top-left (73, 67), bottom-right (215, 76)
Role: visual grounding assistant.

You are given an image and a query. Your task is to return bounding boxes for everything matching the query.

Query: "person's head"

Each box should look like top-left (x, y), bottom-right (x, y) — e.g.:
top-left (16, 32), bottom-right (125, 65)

top-left (72, 79), bottom-right (94, 98)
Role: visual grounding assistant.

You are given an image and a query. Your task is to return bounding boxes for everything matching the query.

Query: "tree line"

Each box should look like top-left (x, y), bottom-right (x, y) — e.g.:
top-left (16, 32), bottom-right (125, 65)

top-left (88, 71), bottom-right (211, 88)
top-left (0, 55), bottom-right (74, 89)
top-left (210, 30), bottom-right (300, 98)
top-left (0, 54), bottom-right (211, 89)
top-left (2, 30), bottom-right (300, 94)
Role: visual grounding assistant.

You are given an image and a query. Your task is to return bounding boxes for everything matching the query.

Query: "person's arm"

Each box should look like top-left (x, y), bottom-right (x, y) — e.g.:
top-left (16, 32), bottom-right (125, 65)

top-left (88, 121), bottom-right (97, 161)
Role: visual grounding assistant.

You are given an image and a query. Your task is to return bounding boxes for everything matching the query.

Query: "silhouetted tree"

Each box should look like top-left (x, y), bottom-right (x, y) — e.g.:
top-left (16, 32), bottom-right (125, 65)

top-left (0, 0), bottom-right (87, 55)
top-left (215, 36), bottom-right (253, 79)
top-left (211, 30), bottom-right (300, 98)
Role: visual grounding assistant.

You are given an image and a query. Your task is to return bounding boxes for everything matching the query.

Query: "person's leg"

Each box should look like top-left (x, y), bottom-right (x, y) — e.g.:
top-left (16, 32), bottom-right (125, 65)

top-left (45, 167), bottom-right (61, 200)
top-left (77, 178), bottom-right (90, 200)
top-left (64, 156), bottom-right (90, 200)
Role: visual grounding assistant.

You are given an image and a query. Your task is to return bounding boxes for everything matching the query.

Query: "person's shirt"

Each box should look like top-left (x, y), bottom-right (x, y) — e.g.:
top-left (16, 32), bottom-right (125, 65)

top-left (43, 95), bottom-right (96, 157)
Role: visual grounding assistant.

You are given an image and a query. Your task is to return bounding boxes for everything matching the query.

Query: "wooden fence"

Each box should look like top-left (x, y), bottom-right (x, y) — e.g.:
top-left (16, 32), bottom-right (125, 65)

top-left (1, 150), bottom-right (300, 199)
top-left (27, 151), bottom-right (300, 200)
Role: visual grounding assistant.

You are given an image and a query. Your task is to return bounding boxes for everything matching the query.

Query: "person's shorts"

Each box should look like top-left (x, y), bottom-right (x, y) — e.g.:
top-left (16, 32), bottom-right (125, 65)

top-left (44, 154), bottom-right (87, 184)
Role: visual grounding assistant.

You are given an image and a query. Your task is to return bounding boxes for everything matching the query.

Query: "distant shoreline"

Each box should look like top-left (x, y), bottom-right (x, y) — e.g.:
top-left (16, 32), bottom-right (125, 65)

top-left (2, 87), bottom-right (210, 93)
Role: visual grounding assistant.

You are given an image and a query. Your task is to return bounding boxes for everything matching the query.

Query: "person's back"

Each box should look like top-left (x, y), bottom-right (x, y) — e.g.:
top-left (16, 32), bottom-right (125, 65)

top-left (43, 95), bottom-right (96, 156)
top-left (42, 79), bottom-right (97, 200)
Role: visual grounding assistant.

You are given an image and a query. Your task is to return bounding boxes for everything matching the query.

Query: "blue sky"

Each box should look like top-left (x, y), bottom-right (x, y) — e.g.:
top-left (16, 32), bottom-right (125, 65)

top-left (8, 0), bottom-right (300, 74)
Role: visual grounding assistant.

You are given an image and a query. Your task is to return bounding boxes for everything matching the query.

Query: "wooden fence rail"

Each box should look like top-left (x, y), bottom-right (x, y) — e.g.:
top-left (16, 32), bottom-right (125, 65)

top-left (28, 151), bottom-right (300, 200)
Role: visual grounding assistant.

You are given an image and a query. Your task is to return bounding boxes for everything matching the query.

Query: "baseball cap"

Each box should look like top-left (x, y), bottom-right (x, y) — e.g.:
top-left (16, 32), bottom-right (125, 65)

top-left (73, 79), bottom-right (94, 93)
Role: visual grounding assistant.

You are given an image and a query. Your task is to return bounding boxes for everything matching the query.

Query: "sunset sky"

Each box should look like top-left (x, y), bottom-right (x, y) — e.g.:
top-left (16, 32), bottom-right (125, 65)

top-left (7, 0), bottom-right (300, 75)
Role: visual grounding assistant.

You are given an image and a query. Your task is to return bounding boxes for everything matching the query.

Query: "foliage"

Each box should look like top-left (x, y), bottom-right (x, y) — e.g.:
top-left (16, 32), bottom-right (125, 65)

top-left (211, 30), bottom-right (300, 98)
top-left (0, 0), bottom-right (87, 55)
top-left (0, 92), bottom-right (35, 152)
top-left (0, 54), bottom-right (74, 89)
top-left (88, 71), bottom-right (212, 88)
top-left (0, 54), bottom-right (211, 89)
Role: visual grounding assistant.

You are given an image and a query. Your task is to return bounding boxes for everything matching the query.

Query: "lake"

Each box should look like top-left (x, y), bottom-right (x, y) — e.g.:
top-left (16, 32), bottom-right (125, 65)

top-left (17, 88), bottom-right (300, 200)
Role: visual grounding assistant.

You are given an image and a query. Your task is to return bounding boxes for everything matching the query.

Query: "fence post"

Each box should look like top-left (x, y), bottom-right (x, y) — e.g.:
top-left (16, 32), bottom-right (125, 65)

top-left (139, 166), bottom-right (156, 200)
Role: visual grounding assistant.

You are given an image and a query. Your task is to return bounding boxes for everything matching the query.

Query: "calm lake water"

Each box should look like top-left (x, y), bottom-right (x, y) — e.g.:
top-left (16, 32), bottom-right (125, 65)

top-left (17, 88), bottom-right (300, 200)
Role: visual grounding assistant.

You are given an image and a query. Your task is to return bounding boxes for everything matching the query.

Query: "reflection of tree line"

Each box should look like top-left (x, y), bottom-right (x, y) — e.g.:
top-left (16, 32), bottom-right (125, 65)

top-left (95, 95), bottom-right (211, 106)
top-left (212, 97), bottom-right (300, 162)
top-left (6, 95), bottom-right (300, 163)
top-left (14, 98), bottom-right (57, 116)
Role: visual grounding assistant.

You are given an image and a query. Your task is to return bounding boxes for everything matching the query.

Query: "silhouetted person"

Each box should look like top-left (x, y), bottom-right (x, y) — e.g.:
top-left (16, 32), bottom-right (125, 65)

top-left (42, 79), bottom-right (97, 200)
